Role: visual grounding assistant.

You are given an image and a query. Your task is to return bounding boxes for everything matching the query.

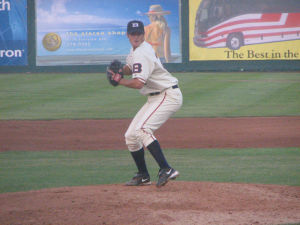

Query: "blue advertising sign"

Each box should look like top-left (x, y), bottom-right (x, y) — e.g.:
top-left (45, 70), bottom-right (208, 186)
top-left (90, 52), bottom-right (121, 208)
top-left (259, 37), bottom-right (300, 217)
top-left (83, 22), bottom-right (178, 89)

top-left (36, 0), bottom-right (181, 66)
top-left (0, 0), bottom-right (27, 66)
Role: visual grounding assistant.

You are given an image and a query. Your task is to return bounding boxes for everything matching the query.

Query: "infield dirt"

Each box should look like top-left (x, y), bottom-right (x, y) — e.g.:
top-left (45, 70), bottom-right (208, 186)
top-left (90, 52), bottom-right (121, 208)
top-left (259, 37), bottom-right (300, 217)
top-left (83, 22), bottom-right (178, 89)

top-left (1, 117), bottom-right (300, 151)
top-left (0, 117), bottom-right (300, 225)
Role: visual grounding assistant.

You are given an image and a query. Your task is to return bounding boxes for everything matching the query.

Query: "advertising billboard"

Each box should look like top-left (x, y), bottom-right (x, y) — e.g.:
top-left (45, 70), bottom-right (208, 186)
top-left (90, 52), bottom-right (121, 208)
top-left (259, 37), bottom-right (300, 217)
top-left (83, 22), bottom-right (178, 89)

top-left (189, 0), bottom-right (300, 61)
top-left (36, 0), bottom-right (182, 66)
top-left (0, 0), bottom-right (27, 66)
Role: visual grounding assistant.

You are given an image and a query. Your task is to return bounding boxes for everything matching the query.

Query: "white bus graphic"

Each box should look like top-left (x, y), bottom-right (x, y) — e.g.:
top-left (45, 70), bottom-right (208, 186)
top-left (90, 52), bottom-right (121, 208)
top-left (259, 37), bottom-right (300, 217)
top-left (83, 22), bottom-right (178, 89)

top-left (193, 0), bottom-right (300, 50)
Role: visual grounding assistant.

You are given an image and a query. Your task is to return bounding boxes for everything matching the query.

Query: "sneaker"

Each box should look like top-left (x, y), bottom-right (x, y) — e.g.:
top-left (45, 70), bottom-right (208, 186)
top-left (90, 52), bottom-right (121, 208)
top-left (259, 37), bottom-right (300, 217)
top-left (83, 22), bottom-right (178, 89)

top-left (125, 172), bottom-right (151, 186)
top-left (156, 168), bottom-right (179, 187)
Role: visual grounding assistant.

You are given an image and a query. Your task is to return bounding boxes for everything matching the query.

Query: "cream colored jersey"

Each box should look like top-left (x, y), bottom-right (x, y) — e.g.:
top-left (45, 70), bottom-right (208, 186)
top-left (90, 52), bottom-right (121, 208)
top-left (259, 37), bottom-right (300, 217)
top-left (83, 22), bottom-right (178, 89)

top-left (126, 41), bottom-right (178, 96)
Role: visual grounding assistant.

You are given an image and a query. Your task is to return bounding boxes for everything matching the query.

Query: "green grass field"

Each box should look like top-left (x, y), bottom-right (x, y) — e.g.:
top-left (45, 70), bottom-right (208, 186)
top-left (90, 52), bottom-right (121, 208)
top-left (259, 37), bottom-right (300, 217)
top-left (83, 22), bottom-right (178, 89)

top-left (0, 72), bottom-right (299, 119)
top-left (0, 72), bottom-right (299, 193)
top-left (0, 148), bottom-right (299, 193)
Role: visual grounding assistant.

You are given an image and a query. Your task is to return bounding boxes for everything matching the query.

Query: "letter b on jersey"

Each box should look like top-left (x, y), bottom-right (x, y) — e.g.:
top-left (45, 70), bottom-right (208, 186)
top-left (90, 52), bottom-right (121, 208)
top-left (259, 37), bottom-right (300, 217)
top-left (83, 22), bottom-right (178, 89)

top-left (133, 63), bottom-right (142, 73)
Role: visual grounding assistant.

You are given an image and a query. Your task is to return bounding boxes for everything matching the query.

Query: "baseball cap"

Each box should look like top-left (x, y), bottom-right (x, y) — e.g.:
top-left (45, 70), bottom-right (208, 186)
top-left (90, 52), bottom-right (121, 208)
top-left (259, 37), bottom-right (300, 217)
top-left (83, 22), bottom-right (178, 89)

top-left (127, 20), bottom-right (145, 35)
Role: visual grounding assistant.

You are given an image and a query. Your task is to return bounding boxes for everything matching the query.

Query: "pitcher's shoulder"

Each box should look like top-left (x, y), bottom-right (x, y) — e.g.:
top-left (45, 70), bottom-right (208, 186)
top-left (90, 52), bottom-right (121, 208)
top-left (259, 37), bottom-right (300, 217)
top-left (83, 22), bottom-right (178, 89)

top-left (134, 42), bottom-right (154, 57)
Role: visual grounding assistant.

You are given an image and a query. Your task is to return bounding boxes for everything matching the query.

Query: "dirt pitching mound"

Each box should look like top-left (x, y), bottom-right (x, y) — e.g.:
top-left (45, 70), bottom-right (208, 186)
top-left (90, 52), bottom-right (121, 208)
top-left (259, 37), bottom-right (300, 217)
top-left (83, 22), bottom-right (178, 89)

top-left (1, 181), bottom-right (300, 225)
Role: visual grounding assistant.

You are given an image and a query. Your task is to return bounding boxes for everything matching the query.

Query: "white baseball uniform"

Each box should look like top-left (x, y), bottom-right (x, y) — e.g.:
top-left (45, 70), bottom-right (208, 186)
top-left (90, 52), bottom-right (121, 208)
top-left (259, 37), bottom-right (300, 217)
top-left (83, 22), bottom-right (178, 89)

top-left (125, 41), bottom-right (183, 152)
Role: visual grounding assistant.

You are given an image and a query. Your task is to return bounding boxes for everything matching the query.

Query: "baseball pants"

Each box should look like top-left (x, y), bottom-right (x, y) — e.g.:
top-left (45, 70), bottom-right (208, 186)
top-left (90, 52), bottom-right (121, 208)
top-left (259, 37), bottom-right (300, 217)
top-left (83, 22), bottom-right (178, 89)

top-left (125, 87), bottom-right (183, 152)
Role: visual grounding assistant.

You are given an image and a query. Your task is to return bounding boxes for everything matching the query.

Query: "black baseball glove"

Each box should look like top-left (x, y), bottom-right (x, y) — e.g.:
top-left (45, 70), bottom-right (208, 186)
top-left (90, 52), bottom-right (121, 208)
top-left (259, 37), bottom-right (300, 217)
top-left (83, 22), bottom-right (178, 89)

top-left (106, 60), bottom-right (124, 87)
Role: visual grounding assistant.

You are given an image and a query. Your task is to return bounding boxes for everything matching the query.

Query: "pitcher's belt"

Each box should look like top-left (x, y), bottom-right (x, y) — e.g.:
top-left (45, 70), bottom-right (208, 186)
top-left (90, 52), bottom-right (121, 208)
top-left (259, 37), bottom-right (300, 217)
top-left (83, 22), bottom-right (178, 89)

top-left (149, 85), bottom-right (178, 96)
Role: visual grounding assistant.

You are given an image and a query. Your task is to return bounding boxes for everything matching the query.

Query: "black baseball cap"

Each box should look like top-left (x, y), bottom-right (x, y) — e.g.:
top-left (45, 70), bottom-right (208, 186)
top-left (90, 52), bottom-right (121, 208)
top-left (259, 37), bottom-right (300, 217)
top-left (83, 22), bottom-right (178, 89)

top-left (127, 20), bottom-right (145, 35)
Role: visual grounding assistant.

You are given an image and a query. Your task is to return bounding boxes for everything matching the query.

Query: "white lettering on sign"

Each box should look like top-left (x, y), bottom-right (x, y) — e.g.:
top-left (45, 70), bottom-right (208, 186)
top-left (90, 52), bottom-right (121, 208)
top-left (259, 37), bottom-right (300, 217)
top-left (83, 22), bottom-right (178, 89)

top-left (0, 0), bottom-right (10, 11)
top-left (0, 49), bottom-right (23, 58)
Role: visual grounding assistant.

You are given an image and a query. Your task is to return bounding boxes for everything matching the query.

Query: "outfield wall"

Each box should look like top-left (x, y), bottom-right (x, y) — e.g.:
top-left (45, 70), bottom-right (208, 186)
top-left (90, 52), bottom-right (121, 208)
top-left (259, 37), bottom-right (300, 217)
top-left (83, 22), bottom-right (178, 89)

top-left (1, 0), bottom-right (300, 73)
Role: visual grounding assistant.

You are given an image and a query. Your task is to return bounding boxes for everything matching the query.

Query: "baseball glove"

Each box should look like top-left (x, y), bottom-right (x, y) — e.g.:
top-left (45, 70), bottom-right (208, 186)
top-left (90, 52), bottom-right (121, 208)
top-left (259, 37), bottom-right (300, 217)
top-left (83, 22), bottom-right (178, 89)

top-left (107, 60), bottom-right (124, 87)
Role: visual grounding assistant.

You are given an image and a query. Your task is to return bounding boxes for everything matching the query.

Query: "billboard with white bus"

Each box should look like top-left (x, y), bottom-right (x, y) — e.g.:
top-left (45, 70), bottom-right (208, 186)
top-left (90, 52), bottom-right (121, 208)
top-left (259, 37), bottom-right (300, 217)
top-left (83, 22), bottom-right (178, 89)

top-left (189, 0), bottom-right (300, 61)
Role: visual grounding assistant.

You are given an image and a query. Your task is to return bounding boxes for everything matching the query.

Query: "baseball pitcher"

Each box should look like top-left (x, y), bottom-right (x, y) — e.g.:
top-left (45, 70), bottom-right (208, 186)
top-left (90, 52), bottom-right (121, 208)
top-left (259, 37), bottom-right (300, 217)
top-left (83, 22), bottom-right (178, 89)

top-left (107, 20), bottom-right (182, 187)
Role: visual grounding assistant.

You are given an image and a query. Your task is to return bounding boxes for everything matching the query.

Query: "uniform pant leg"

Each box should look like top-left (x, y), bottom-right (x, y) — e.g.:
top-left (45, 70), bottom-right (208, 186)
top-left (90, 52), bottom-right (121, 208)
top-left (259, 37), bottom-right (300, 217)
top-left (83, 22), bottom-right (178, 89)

top-left (125, 88), bottom-right (182, 152)
top-left (125, 101), bottom-right (150, 152)
top-left (139, 88), bottom-right (182, 147)
top-left (137, 88), bottom-right (183, 148)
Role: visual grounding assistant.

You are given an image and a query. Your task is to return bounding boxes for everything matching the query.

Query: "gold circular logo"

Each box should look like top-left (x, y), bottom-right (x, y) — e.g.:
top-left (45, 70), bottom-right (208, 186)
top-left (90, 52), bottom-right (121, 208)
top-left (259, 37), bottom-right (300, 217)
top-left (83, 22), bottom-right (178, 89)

top-left (42, 33), bottom-right (62, 51)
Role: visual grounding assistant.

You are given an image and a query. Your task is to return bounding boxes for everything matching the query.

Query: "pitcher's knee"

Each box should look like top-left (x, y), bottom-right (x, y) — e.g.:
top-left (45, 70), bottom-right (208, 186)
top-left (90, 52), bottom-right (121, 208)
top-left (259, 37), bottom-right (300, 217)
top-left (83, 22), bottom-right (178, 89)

top-left (125, 132), bottom-right (143, 152)
top-left (135, 128), bottom-right (156, 148)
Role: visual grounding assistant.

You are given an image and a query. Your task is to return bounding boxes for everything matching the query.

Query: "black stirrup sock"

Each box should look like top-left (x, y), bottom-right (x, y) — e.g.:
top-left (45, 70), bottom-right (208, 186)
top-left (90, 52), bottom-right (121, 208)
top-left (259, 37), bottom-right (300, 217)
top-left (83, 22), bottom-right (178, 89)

top-left (147, 140), bottom-right (170, 169)
top-left (130, 148), bottom-right (149, 175)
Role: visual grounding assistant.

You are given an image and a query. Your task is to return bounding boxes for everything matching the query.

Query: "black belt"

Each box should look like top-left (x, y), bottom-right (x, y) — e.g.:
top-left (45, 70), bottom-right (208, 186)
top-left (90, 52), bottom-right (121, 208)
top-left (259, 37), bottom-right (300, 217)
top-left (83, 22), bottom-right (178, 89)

top-left (149, 85), bottom-right (179, 96)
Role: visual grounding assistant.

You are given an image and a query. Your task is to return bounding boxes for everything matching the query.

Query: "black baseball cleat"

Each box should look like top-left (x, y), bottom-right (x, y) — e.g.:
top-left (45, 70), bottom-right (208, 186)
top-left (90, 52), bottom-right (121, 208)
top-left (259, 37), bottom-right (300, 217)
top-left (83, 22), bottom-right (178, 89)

top-left (156, 168), bottom-right (179, 187)
top-left (125, 172), bottom-right (151, 186)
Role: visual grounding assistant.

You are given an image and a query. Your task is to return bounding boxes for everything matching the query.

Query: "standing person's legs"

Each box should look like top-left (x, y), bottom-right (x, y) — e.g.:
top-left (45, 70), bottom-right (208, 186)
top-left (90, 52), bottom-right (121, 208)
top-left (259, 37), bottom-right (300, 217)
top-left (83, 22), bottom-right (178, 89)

top-left (136, 88), bottom-right (182, 186)
top-left (125, 102), bottom-right (151, 186)
top-left (125, 88), bottom-right (182, 186)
